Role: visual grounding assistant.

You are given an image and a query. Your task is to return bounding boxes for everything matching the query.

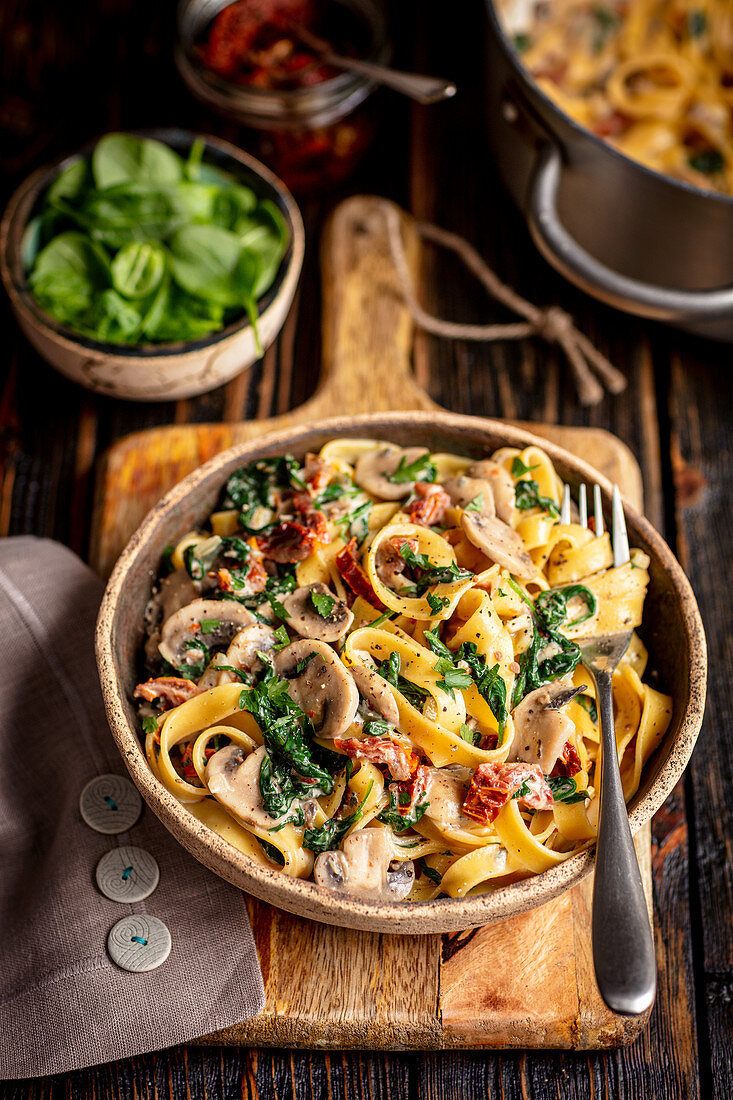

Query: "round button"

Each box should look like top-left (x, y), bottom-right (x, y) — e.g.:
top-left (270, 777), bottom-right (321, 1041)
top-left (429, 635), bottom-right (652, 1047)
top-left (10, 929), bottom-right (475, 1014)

top-left (107, 915), bottom-right (171, 973)
top-left (80, 774), bottom-right (142, 834)
top-left (95, 846), bottom-right (160, 903)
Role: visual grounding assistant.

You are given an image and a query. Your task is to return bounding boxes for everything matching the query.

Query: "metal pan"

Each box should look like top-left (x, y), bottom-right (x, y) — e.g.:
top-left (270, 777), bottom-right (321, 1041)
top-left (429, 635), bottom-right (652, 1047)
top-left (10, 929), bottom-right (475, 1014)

top-left (484, 0), bottom-right (733, 340)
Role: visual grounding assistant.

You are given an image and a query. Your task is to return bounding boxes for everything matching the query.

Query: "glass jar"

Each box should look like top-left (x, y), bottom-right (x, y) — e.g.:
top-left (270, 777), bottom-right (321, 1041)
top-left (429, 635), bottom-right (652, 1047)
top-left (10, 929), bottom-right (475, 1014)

top-left (175, 0), bottom-right (388, 193)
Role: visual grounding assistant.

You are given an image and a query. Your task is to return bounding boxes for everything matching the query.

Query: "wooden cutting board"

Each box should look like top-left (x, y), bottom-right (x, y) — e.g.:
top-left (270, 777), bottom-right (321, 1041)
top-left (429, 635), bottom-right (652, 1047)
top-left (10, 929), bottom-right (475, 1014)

top-left (91, 196), bottom-right (650, 1049)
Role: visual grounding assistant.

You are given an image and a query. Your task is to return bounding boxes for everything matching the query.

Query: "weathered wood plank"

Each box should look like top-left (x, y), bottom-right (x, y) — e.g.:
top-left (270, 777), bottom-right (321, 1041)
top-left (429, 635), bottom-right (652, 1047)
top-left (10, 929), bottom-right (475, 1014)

top-left (667, 348), bottom-right (733, 1100)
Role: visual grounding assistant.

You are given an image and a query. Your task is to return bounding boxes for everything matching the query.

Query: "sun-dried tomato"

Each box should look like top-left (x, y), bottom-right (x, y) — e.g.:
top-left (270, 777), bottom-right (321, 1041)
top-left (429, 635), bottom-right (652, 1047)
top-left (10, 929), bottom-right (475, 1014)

top-left (389, 763), bottom-right (431, 817)
top-left (336, 536), bottom-right (383, 608)
top-left (408, 483), bottom-right (450, 527)
top-left (551, 740), bottom-right (582, 778)
top-left (216, 554), bottom-right (267, 596)
top-left (257, 521), bottom-right (322, 563)
top-left (134, 677), bottom-right (201, 710)
top-left (304, 452), bottom-right (333, 493)
top-left (334, 736), bottom-right (420, 782)
top-left (463, 762), bottom-right (554, 824)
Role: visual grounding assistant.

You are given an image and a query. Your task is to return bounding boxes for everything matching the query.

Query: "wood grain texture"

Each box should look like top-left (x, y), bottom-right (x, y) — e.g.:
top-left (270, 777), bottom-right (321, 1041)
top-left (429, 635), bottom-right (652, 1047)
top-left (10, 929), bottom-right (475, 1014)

top-left (0, 0), bottom-right (715, 1091)
top-left (91, 194), bottom-right (651, 1051)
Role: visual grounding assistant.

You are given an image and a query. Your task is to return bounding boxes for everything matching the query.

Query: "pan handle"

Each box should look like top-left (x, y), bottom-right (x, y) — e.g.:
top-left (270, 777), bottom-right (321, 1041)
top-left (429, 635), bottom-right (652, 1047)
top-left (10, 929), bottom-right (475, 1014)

top-left (527, 142), bottom-right (733, 321)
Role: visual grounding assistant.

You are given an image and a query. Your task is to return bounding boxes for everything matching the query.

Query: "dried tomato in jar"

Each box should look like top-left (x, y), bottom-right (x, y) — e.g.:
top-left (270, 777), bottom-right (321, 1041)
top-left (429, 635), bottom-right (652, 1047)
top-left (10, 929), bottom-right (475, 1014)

top-left (177, 0), bottom-right (388, 193)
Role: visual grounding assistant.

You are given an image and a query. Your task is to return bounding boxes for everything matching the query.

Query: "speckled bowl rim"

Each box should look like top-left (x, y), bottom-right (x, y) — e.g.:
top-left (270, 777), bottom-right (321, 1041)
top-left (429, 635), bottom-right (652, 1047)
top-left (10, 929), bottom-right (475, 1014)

top-left (0, 128), bottom-right (305, 363)
top-left (96, 412), bottom-right (707, 933)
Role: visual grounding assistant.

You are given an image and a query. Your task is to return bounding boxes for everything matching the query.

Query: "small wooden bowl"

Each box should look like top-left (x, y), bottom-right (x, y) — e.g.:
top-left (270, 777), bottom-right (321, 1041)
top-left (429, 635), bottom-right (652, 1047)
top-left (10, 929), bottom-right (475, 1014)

top-left (0, 130), bottom-right (304, 402)
top-left (96, 412), bottom-right (707, 933)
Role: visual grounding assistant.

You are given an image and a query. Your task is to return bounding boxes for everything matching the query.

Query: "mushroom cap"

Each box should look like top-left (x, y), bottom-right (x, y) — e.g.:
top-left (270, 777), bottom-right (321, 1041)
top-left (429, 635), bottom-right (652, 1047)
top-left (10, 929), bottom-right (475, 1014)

top-left (206, 744), bottom-right (285, 830)
top-left (158, 598), bottom-right (256, 668)
top-left (313, 827), bottom-right (413, 900)
top-left (282, 583), bottom-right (354, 643)
top-left (349, 662), bottom-right (400, 726)
top-left (354, 446), bottom-right (431, 500)
top-left (460, 513), bottom-right (536, 580)
top-left (272, 639), bottom-right (359, 739)
top-left (442, 474), bottom-right (497, 518)
top-left (509, 679), bottom-right (576, 773)
top-left (144, 569), bottom-right (200, 665)
top-left (467, 460), bottom-right (517, 524)
top-left (423, 766), bottom-right (473, 828)
top-left (218, 622), bottom-right (281, 683)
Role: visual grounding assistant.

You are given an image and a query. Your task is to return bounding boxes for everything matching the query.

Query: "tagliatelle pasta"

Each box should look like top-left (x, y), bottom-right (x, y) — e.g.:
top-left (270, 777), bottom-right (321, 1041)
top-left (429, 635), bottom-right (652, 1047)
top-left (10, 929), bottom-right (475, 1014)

top-left (134, 439), bottom-right (672, 903)
top-left (504, 0), bottom-right (733, 193)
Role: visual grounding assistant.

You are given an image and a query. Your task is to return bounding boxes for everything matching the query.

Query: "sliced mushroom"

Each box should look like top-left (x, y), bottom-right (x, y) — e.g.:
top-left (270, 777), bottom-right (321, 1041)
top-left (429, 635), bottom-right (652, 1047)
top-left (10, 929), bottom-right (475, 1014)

top-left (442, 475), bottom-right (496, 518)
top-left (349, 662), bottom-right (400, 726)
top-left (272, 640), bottom-right (359, 739)
top-left (206, 744), bottom-right (285, 830)
top-left (509, 679), bottom-right (577, 773)
top-left (467, 460), bottom-right (517, 524)
top-left (461, 513), bottom-right (536, 580)
top-left (354, 445), bottom-right (430, 500)
top-left (422, 765), bottom-right (474, 829)
top-left (375, 539), bottom-right (414, 591)
top-left (158, 598), bottom-right (255, 669)
top-left (313, 827), bottom-right (415, 900)
top-left (144, 569), bottom-right (200, 664)
top-left (217, 623), bottom-right (281, 683)
top-left (281, 582), bottom-right (354, 643)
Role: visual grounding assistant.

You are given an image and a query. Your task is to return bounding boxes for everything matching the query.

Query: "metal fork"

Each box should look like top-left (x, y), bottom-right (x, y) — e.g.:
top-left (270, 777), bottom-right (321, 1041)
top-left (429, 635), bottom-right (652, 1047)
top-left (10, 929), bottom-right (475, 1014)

top-left (560, 482), bottom-right (656, 1016)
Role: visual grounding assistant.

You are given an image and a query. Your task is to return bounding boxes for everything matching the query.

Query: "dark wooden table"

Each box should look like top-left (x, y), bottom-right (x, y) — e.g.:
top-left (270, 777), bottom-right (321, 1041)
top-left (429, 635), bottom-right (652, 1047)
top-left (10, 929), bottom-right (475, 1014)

top-left (1, 0), bottom-right (730, 1096)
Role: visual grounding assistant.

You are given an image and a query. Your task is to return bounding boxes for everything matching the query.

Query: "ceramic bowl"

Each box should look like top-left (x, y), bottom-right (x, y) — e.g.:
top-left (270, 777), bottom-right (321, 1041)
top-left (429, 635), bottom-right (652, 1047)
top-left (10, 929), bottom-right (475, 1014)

top-left (95, 412), bottom-right (707, 932)
top-left (0, 130), bottom-right (304, 402)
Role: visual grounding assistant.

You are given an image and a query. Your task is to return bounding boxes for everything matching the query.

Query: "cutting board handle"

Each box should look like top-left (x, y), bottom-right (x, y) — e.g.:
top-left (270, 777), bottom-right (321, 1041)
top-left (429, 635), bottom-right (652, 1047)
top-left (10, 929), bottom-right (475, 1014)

top-left (309, 195), bottom-right (437, 417)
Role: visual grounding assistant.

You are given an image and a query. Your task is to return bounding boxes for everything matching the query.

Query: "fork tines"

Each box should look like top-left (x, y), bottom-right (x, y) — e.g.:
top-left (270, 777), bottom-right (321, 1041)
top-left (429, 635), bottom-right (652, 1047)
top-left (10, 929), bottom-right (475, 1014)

top-left (560, 481), bottom-right (630, 567)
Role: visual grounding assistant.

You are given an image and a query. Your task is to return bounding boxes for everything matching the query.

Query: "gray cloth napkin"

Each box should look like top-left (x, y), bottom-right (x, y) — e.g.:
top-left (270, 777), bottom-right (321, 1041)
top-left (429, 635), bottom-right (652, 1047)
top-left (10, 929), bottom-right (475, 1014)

top-left (0, 537), bottom-right (265, 1079)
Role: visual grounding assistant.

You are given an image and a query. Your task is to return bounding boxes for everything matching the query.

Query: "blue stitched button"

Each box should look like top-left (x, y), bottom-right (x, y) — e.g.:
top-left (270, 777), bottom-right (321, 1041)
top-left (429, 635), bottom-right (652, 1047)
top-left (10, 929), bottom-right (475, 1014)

top-left (95, 846), bottom-right (160, 903)
top-left (79, 774), bottom-right (142, 834)
top-left (107, 915), bottom-right (171, 972)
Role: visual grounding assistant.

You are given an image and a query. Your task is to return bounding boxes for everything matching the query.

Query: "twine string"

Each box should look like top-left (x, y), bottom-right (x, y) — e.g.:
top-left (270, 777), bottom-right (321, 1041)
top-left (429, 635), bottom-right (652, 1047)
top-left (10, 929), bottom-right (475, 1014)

top-left (382, 203), bottom-right (627, 406)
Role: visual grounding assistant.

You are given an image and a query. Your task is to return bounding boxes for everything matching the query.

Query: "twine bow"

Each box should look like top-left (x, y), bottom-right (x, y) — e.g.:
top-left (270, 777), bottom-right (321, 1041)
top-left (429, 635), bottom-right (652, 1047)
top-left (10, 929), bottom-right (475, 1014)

top-left (382, 203), bottom-right (627, 406)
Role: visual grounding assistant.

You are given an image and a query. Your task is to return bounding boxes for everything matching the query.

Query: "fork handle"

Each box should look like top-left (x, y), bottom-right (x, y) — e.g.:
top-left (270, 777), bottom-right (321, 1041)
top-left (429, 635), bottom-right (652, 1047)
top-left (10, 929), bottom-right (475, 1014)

top-left (591, 668), bottom-right (657, 1015)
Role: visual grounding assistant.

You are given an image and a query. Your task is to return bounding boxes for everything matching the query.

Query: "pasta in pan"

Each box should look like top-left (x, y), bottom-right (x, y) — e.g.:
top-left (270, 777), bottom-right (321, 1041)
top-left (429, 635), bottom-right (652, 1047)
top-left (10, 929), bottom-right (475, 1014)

top-left (504, 0), bottom-right (733, 193)
top-left (135, 439), bottom-right (672, 903)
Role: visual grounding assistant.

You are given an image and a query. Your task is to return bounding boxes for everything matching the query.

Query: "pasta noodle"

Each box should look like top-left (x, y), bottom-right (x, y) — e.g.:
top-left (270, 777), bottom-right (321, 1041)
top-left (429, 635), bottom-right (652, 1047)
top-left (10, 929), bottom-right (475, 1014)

top-left (504, 0), bottom-right (733, 193)
top-left (134, 439), bottom-right (672, 903)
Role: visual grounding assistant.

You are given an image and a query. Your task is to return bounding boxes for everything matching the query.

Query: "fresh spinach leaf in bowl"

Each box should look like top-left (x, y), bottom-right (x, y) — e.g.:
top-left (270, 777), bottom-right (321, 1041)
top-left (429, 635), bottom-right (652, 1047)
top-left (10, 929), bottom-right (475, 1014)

top-left (22, 133), bottom-right (289, 349)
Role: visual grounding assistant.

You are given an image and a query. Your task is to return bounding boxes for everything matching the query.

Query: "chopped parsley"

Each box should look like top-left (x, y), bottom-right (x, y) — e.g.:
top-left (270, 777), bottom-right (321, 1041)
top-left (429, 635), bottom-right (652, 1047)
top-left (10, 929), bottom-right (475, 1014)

top-left (311, 589), bottom-right (336, 618)
top-left (141, 715), bottom-right (159, 737)
top-left (459, 722), bottom-right (481, 746)
top-left (272, 624), bottom-right (290, 650)
top-left (388, 453), bottom-right (437, 484)
top-left (200, 618), bottom-right (222, 634)
top-left (465, 494), bottom-right (484, 512)
top-left (511, 457), bottom-right (539, 478)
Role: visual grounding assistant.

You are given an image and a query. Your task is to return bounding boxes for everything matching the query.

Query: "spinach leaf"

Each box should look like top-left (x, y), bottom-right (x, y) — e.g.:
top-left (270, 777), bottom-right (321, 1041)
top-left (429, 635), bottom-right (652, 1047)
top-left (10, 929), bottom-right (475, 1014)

top-left (547, 776), bottom-right (589, 804)
top-left (378, 788), bottom-right (429, 833)
top-left (82, 184), bottom-right (186, 247)
top-left (534, 584), bottom-right (597, 630)
top-left (29, 231), bottom-right (110, 323)
top-left (111, 242), bottom-right (166, 299)
top-left (514, 479), bottom-right (560, 518)
top-left (92, 133), bottom-right (184, 189)
top-left (374, 651), bottom-right (428, 708)
top-left (303, 780), bottom-right (374, 853)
